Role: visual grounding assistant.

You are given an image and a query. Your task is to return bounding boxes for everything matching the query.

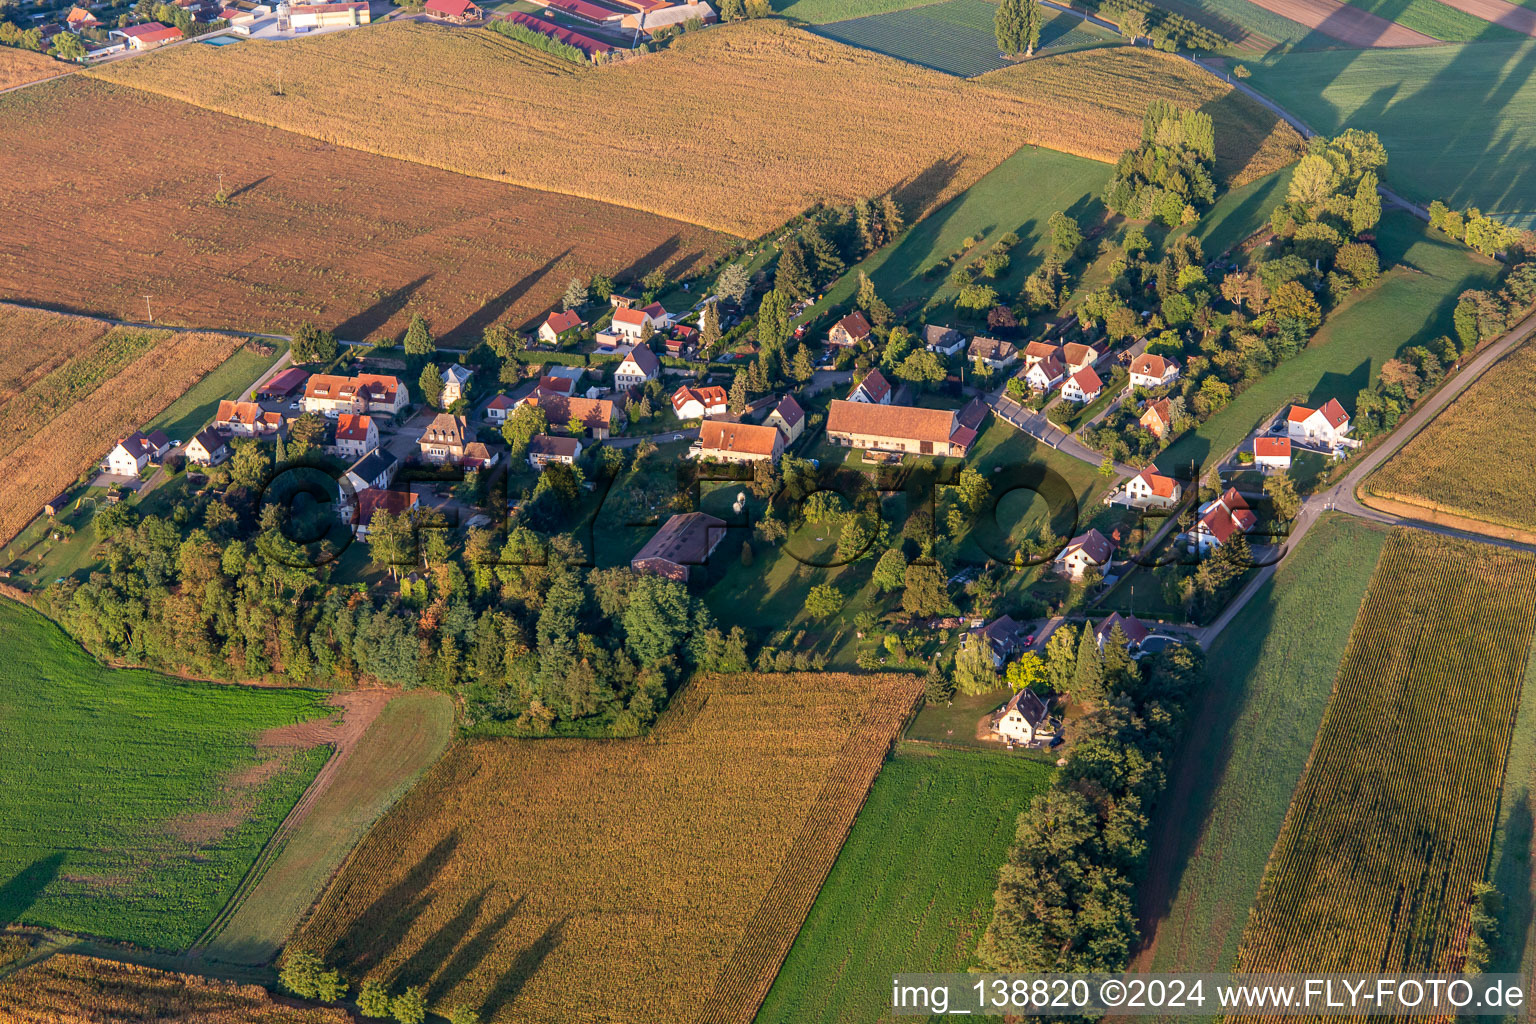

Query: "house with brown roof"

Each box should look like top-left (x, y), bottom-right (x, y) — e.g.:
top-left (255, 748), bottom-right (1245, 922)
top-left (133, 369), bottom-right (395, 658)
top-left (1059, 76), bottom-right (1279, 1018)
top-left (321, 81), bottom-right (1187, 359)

top-left (418, 413), bottom-right (470, 464)
top-left (847, 367), bottom-right (892, 405)
top-left (1024, 356), bottom-right (1066, 392)
top-left (331, 413), bottom-right (377, 460)
top-left (302, 373), bottom-right (405, 418)
top-left (962, 614), bottom-right (1029, 668)
top-left (485, 393), bottom-right (518, 425)
top-left (1055, 528), bottom-right (1114, 580)
top-left (692, 420), bottom-right (783, 465)
top-left (1254, 435), bottom-right (1292, 470)
top-left (672, 384), bottom-right (727, 420)
top-left (1123, 468), bottom-right (1181, 509)
top-left (353, 489), bottom-right (418, 538)
top-left (923, 324), bottom-right (966, 357)
top-left (1096, 612), bottom-right (1150, 650)
top-left (969, 336), bottom-right (1018, 370)
top-left (1191, 488), bottom-right (1258, 554)
top-left (614, 344), bottom-right (660, 389)
top-left (1061, 366), bottom-right (1104, 404)
top-left (538, 310), bottom-right (585, 345)
top-left (825, 398), bottom-right (985, 457)
top-left (1061, 342), bottom-right (1104, 375)
top-left (1287, 398), bottom-right (1354, 449)
top-left (525, 392), bottom-right (620, 439)
top-left (1129, 353), bottom-right (1181, 389)
top-left (631, 511), bottom-right (726, 582)
top-left (1023, 340), bottom-right (1061, 367)
top-left (1139, 398), bottom-right (1174, 439)
top-left (989, 689), bottom-right (1059, 748)
top-left (529, 433), bottom-right (582, 469)
top-left (766, 394), bottom-right (804, 443)
top-left (185, 429), bottom-right (228, 467)
top-left (828, 312), bottom-right (871, 348)
top-left (215, 400), bottom-right (281, 437)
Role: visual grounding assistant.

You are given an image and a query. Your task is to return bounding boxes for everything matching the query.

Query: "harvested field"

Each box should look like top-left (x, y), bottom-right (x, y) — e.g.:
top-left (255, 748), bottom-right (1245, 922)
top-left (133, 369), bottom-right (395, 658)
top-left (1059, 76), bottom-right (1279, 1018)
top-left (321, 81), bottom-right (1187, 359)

top-left (0, 319), bottom-right (241, 547)
top-left (0, 78), bottom-right (731, 340)
top-left (0, 48), bottom-right (64, 91)
top-left (1235, 532), bottom-right (1536, 978)
top-left (1243, 0), bottom-right (1441, 43)
top-left (297, 672), bottom-right (923, 1024)
top-left (1435, 0), bottom-right (1536, 35)
top-left (976, 46), bottom-right (1306, 185)
top-left (1368, 336), bottom-right (1536, 533)
top-left (0, 955), bottom-right (349, 1023)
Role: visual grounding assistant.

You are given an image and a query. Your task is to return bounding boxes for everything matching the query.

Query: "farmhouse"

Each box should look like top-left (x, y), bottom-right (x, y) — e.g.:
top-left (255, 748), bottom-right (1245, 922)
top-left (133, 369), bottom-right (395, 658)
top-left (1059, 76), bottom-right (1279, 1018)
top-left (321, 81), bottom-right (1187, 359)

top-left (529, 434), bottom-right (582, 469)
top-left (671, 384), bottom-right (727, 420)
top-left (968, 336), bottom-right (1018, 370)
top-left (1061, 367), bottom-right (1103, 404)
top-left (538, 310), bottom-right (585, 345)
top-left (302, 373), bottom-right (405, 418)
top-left (1024, 356), bottom-right (1066, 392)
top-left (215, 400), bottom-right (281, 437)
top-left (825, 398), bottom-right (986, 457)
top-left (692, 420), bottom-right (783, 464)
top-left (65, 5), bottom-right (100, 29)
top-left (485, 393), bottom-right (518, 425)
top-left (1061, 342), bottom-right (1103, 375)
top-left (424, 0), bottom-right (483, 21)
top-left (1254, 435), bottom-right (1292, 470)
top-left (1288, 399), bottom-right (1355, 449)
top-left (440, 364), bottom-right (474, 405)
top-left (256, 366), bottom-right (308, 400)
top-left (418, 413), bottom-right (469, 464)
top-left (344, 449), bottom-right (398, 493)
top-left (1139, 398), bottom-right (1174, 439)
top-left (614, 345), bottom-right (661, 389)
top-left (989, 689), bottom-right (1059, 748)
top-left (105, 430), bottom-right (172, 476)
top-left (622, 0), bottom-right (717, 34)
top-left (766, 394), bottom-right (804, 443)
top-left (961, 614), bottom-right (1029, 668)
top-left (185, 429), bottom-right (229, 467)
top-left (923, 324), bottom-right (965, 357)
top-left (524, 392), bottom-right (619, 439)
top-left (827, 312), bottom-right (871, 349)
top-left (112, 22), bottom-right (182, 48)
top-left (544, 0), bottom-right (623, 23)
top-left (1122, 467), bottom-right (1181, 509)
top-left (331, 413), bottom-right (377, 460)
top-left (631, 511), bottom-right (727, 582)
top-left (1055, 528), bottom-right (1114, 580)
top-left (1095, 611), bottom-right (1150, 650)
top-left (847, 367), bottom-right (892, 405)
top-left (1192, 487), bottom-right (1257, 554)
top-left (1129, 353), bottom-right (1180, 389)
top-left (354, 489), bottom-right (417, 538)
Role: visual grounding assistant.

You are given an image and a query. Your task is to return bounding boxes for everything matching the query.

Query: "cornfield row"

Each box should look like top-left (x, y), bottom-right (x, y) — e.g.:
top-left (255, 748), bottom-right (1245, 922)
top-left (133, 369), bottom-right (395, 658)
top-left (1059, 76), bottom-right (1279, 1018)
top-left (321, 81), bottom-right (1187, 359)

top-left (0, 326), bottom-right (241, 547)
top-left (1369, 338), bottom-right (1536, 533)
top-left (1235, 531), bottom-right (1536, 993)
top-left (297, 673), bottom-right (922, 1024)
top-left (0, 955), bottom-right (349, 1023)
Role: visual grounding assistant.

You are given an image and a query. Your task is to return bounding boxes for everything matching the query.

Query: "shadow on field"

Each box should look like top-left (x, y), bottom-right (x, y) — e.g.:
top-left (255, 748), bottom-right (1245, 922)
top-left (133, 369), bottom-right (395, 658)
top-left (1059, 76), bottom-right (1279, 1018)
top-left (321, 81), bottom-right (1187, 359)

top-left (329, 830), bottom-right (459, 973)
top-left (620, 235), bottom-right (683, 288)
top-left (0, 852), bottom-right (66, 926)
top-left (1491, 791), bottom-right (1534, 972)
top-left (333, 274), bottom-right (431, 342)
top-left (428, 894), bottom-right (526, 1004)
top-left (225, 175), bottom-right (272, 202)
top-left (479, 915), bottom-right (569, 1021)
top-left (445, 249), bottom-right (571, 342)
top-left (892, 153), bottom-right (964, 221)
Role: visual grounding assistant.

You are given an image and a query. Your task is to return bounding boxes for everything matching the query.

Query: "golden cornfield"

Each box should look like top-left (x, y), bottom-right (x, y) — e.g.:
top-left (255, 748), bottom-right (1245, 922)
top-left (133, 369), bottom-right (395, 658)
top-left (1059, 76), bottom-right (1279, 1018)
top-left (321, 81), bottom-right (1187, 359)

top-left (1368, 339), bottom-right (1536, 533)
top-left (0, 303), bottom-right (119, 407)
top-left (85, 20), bottom-right (1298, 236)
top-left (297, 672), bottom-right (923, 1024)
top-left (0, 313), bottom-right (240, 546)
top-left (0, 48), bottom-right (62, 92)
top-left (0, 954), bottom-right (350, 1023)
top-left (1234, 531), bottom-right (1536, 987)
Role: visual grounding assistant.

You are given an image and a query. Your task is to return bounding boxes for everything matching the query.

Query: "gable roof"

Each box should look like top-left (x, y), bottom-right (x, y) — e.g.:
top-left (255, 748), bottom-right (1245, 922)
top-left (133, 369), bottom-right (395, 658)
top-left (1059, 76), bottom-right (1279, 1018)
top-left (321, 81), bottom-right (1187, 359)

top-left (1141, 397), bottom-right (1173, 427)
top-left (641, 302), bottom-right (668, 320)
top-left (189, 428), bottom-right (226, 456)
top-left (834, 311), bottom-right (871, 339)
top-left (425, 0), bottom-right (478, 15)
top-left (486, 393), bottom-right (518, 411)
top-left (1024, 341), bottom-right (1061, 361)
top-left (529, 433), bottom-right (581, 459)
top-left (356, 488), bottom-right (417, 528)
top-left (496, 10), bottom-right (613, 53)
top-left (1002, 688), bottom-right (1052, 727)
top-left (923, 324), bottom-right (962, 347)
top-left (1254, 436), bottom-right (1291, 457)
top-left (1130, 352), bottom-right (1178, 379)
top-left (1069, 366), bottom-right (1103, 394)
top-left (1199, 488), bottom-right (1258, 545)
top-left (672, 384), bottom-right (727, 414)
top-left (771, 393), bottom-right (804, 427)
top-left (698, 420), bottom-right (782, 457)
top-left (612, 306), bottom-right (651, 328)
top-left (347, 448), bottom-right (397, 482)
top-left (619, 344), bottom-right (660, 375)
top-left (1288, 400), bottom-right (1348, 427)
top-left (118, 22), bottom-right (181, 38)
top-left (441, 364), bottom-right (473, 386)
top-left (525, 392), bottom-right (617, 428)
top-left (1131, 467), bottom-right (1178, 498)
top-left (850, 367), bottom-right (892, 403)
top-left (969, 336), bottom-right (1016, 361)
top-left (335, 413), bottom-right (373, 441)
top-left (543, 309), bottom-right (583, 334)
top-left (633, 512), bottom-right (726, 568)
top-left (1096, 612), bottom-right (1150, 646)
top-left (1061, 528), bottom-right (1114, 566)
top-left (1062, 341), bottom-right (1102, 368)
top-left (826, 400), bottom-right (957, 445)
top-left (1027, 356), bottom-right (1065, 382)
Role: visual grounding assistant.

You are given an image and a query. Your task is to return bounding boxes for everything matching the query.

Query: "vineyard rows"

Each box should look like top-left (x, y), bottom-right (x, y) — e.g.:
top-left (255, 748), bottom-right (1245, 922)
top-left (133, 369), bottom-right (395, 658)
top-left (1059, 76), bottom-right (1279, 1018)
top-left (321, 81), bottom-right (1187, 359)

top-left (1236, 532), bottom-right (1536, 985)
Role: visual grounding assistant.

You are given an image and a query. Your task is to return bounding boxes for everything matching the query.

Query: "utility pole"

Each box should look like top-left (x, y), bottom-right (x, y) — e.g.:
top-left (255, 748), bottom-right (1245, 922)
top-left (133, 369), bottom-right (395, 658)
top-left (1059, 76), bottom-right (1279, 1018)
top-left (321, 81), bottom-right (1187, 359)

top-left (142, 295), bottom-right (154, 323)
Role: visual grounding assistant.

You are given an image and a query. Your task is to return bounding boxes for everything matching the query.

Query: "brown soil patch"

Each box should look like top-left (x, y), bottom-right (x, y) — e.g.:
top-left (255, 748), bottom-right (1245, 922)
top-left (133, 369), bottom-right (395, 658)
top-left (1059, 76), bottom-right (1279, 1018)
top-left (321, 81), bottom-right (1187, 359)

top-left (1434, 0), bottom-right (1536, 34)
top-left (1242, 0), bottom-right (1442, 45)
top-left (257, 689), bottom-right (394, 751)
top-left (0, 77), bottom-right (733, 342)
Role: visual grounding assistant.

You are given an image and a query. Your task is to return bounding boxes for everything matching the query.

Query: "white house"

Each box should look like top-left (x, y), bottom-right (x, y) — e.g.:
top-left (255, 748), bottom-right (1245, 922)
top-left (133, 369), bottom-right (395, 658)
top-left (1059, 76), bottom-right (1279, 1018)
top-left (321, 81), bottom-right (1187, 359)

top-left (1024, 356), bottom-right (1066, 393)
top-left (847, 368), bottom-right (892, 405)
top-left (538, 310), bottom-right (584, 345)
top-left (766, 394), bottom-right (805, 443)
top-left (612, 306), bottom-right (660, 342)
top-left (528, 433), bottom-right (582, 469)
top-left (343, 449), bottom-right (398, 494)
top-left (968, 336), bottom-right (1018, 370)
top-left (671, 384), bottom-right (727, 420)
top-left (485, 393), bottom-right (518, 425)
top-left (990, 689), bottom-right (1059, 747)
top-left (1191, 488), bottom-right (1257, 554)
top-left (1056, 528), bottom-right (1114, 580)
top-left (1023, 341), bottom-right (1061, 367)
top-left (1287, 398), bottom-right (1354, 449)
top-left (1061, 367), bottom-right (1104, 404)
top-left (1061, 342), bottom-right (1103, 375)
top-left (185, 429), bottom-right (228, 467)
top-left (440, 364), bottom-right (474, 406)
top-left (105, 430), bottom-right (171, 476)
top-left (923, 324), bottom-right (966, 357)
top-left (1254, 436), bottom-right (1292, 470)
top-left (215, 400), bottom-right (281, 437)
top-left (1095, 612), bottom-right (1150, 651)
top-left (1122, 468), bottom-right (1182, 509)
top-left (331, 413), bottom-right (378, 461)
top-left (1129, 353), bottom-right (1181, 389)
top-left (614, 345), bottom-right (660, 389)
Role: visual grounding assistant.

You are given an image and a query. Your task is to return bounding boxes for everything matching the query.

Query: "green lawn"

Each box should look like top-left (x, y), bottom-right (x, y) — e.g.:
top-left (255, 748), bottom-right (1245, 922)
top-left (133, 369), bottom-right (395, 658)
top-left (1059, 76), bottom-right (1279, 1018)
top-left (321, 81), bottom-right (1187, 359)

top-left (772, 0), bottom-right (951, 24)
top-left (1180, 164), bottom-right (1294, 262)
top-left (1240, 43), bottom-right (1536, 227)
top-left (1142, 514), bottom-right (1389, 974)
top-left (755, 744), bottom-right (1053, 1024)
top-left (0, 599), bottom-right (330, 950)
top-left (1156, 212), bottom-right (1499, 474)
top-left (146, 339), bottom-right (289, 441)
top-left (1343, 0), bottom-right (1522, 40)
top-left (1489, 635), bottom-right (1536, 975)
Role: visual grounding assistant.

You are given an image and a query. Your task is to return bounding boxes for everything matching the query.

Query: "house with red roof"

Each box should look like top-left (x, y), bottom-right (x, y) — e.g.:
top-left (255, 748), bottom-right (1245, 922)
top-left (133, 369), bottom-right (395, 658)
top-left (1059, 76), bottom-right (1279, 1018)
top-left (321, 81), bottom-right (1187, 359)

top-left (847, 367), bottom-right (892, 405)
top-left (1122, 468), bottom-right (1182, 509)
top-left (1139, 397), bottom-right (1174, 439)
top-left (1061, 366), bottom-right (1104, 404)
top-left (1191, 487), bottom-right (1258, 554)
top-left (1129, 352), bottom-right (1181, 389)
top-left (353, 489), bottom-right (418, 538)
top-left (484, 392), bottom-right (519, 425)
top-left (112, 22), bottom-right (182, 48)
top-left (65, 5), bottom-right (100, 30)
top-left (1254, 435), bottom-right (1292, 470)
top-left (331, 413), bottom-right (377, 460)
top-left (672, 384), bottom-right (727, 420)
top-left (612, 305), bottom-right (660, 343)
top-left (424, 0), bottom-right (483, 21)
top-left (1287, 398), bottom-right (1354, 449)
top-left (538, 309), bottom-right (585, 345)
top-left (828, 312), bottom-right (871, 348)
top-left (691, 420), bottom-right (784, 465)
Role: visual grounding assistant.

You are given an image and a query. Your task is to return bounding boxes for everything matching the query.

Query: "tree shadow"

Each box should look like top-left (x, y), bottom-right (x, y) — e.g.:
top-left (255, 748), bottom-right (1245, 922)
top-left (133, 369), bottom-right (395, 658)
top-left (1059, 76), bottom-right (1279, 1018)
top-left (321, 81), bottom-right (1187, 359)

top-left (325, 831), bottom-right (459, 972)
top-left (0, 852), bottom-right (66, 925)
top-left (225, 175), bottom-right (272, 202)
top-left (891, 153), bottom-right (965, 224)
top-left (443, 249), bottom-right (572, 343)
top-left (392, 885), bottom-right (492, 990)
top-left (478, 914), bottom-right (568, 1022)
top-left (617, 235), bottom-right (682, 289)
top-left (332, 274), bottom-right (431, 342)
top-left (1490, 789), bottom-right (1533, 972)
top-left (427, 894), bottom-right (525, 1004)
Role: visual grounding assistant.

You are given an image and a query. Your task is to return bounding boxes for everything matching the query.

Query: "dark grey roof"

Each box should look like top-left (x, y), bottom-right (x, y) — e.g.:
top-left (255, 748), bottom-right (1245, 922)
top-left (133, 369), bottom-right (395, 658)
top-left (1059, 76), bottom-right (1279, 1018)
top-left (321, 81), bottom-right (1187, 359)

top-left (347, 448), bottom-right (397, 481)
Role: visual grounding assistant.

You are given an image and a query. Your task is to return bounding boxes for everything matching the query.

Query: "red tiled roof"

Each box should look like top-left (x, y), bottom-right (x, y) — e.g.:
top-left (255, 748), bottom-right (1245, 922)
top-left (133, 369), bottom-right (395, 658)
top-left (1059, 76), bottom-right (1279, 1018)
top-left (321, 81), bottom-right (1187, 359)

top-left (1024, 341), bottom-right (1060, 360)
top-left (612, 307), bottom-right (650, 327)
top-left (672, 385), bottom-right (726, 414)
top-left (496, 11), bottom-right (614, 54)
top-left (545, 0), bottom-right (623, 20)
top-left (827, 400), bottom-right (956, 445)
top-left (536, 376), bottom-right (575, 396)
top-left (641, 302), bottom-right (668, 320)
top-left (335, 413), bottom-right (373, 441)
top-left (850, 368), bottom-right (891, 402)
top-left (1141, 398), bottom-right (1172, 426)
top-left (698, 420), bottom-right (782, 458)
top-left (1070, 366), bottom-right (1103, 394)
top-left (1130, 353), bottom-right (1177, 379)
top-left (425, 0), bottom-right (478, 16)
top-left (620, 344), bottom-right (660, 375)
top-left (834, 311), bottom-right (871, 339)
top-left (124, 23), bottom-right (182, 40)
top-left (1254, 436), bottom-right (1291, 457)
top-left (1318, 397), bottom-right (1350, 428)
top-left (487, 393), bottom-right (518, 410)
top-left (357, 489), bottom-right (417, 527)
top-left (1133, 468), bottom-right (1178, 498)
top-left (544, 309), bottom-right (583, 334)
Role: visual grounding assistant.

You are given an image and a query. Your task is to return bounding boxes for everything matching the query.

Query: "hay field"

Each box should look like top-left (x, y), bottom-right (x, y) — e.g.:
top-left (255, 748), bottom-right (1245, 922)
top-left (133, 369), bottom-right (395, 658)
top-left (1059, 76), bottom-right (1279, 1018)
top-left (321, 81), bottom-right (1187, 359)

top-left (0, 315), bottom-right (241, 547)
top-left (0, 79), bottom-right (731, 340)
top-left (977, 46), bottom-right (1306, 185)
top-left (1368, 338), bottom-right (1536, 532)
top-left (1235, 532), bottom-right (1536, 977)
top-left (297, 672), bottom-right (923, 1024)
top-left (0, 48), bottom-right (63, 91)
top-left (85, 20), bottom-right (1298, 235)
top-left (0, 955), bottom-right (350, 1024)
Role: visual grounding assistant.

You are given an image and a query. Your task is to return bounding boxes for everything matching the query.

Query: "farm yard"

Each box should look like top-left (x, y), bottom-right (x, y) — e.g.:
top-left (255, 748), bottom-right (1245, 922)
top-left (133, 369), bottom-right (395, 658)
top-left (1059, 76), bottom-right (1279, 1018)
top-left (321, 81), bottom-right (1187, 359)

top-left (1235, 532), bottom-right (1536, 975)
top-left (0, 600), bottom-right (332, 950)
top-left (0, 305), bottom-right (244, 549)
top-left (296, 673), bottom-right (924, 1024)
top-left (0, 78), bottom-right (731, 340)
top-left (755, 745), bottom-right (1053, 1024)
